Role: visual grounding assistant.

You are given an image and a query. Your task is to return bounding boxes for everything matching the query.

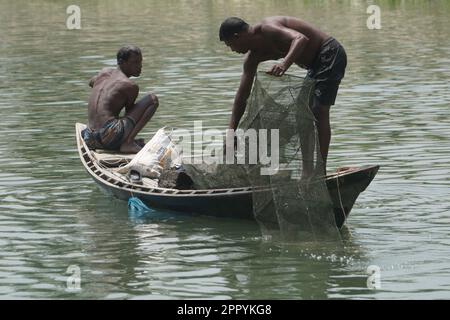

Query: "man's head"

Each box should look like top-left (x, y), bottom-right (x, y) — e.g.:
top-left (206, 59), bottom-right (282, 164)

top-left (219, 17), bottom-right (251, 54)
top-left (117, 45), bottom-right (142, 77)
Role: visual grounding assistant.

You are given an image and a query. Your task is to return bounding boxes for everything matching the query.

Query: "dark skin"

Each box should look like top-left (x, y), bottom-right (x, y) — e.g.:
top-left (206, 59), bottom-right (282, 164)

top-left (88, 52), bottom-right (159, 153)
top-left (223, 16), bottom-right (332, 173)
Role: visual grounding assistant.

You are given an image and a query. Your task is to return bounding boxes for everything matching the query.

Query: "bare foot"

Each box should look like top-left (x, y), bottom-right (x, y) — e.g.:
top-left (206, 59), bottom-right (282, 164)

top-left (135, 138), bottom-right (145, 147)
top-left (120, 141), bottom-right (142, 154)
top-left (300, 169), bottom-right (314, 185)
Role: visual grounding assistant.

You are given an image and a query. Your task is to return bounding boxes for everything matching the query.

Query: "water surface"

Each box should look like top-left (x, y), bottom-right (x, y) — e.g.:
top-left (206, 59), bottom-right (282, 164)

top-left (0, 0), bottom-right (449, 299)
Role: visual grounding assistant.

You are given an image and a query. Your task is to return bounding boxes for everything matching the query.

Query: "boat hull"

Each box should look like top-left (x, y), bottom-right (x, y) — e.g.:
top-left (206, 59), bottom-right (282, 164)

top-left (95, 176), bottom-right (255, 219)
top-left (76, 123), bottom-right (379, 228)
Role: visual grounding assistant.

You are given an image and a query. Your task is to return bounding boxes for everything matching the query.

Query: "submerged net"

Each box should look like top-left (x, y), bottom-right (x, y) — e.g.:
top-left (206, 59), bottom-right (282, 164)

top-left (179, 72), bottom-right (341, 241)
top-left (240, 73), bottom-right (340, 241)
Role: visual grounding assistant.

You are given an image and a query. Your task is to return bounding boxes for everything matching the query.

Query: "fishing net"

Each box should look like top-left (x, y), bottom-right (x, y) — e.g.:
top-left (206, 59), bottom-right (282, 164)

top-left (240, 73), bottom-right (340, 241)
top-left (179, 72), bottom-right (341, 240)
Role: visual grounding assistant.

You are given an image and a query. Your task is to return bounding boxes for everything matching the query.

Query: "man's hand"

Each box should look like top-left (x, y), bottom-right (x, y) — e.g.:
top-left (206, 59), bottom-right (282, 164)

top-left (266, 63), bottom-right (287, 77)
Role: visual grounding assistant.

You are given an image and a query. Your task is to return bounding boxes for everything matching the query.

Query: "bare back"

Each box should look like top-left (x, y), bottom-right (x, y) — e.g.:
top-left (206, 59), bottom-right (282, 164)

top-left (253, 16), bottom-right (329, 68)
top-left (87, 68), bottom-right (137, 130)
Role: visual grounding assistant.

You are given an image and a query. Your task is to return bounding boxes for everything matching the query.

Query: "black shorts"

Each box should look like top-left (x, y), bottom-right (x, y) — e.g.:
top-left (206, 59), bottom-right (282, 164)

top-left (306, 37), bottom-right (347, 106)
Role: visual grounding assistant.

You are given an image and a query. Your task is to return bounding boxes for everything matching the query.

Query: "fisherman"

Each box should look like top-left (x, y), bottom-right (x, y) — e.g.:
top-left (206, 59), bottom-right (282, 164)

top-left (219, 16), bottom-right (347, 173)
top-left (83, 45), bottom-right (159, 153)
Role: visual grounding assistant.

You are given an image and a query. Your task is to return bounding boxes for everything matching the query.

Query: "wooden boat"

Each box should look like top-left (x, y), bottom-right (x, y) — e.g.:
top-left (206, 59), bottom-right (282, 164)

top-left (76, 123), bottom-right (379, 228)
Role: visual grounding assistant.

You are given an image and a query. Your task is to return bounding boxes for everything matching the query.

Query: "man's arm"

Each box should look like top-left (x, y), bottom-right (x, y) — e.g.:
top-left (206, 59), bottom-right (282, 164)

top-left (123, 82), bottom-right (139, 113)
top-left (229, 56), bottom-right (258, 130)
top-left (263, 24), bottom-right (309, 76)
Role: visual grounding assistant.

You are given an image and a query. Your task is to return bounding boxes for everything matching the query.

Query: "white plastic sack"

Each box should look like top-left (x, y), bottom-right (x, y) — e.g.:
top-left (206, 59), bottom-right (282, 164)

top-left (116, 127), bottom-right (181, 178)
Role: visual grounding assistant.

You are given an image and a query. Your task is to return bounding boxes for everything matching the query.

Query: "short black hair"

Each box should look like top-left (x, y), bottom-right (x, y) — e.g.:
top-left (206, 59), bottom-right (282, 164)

top-left (219, 17), bottom-right (249, 41)
top-left (117, 45), bottom-right (141, 65)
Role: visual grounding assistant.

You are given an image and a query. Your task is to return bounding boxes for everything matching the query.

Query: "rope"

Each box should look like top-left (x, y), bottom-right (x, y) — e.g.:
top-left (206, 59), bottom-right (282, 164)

top-left (335, 172), bottom-right (347, 225)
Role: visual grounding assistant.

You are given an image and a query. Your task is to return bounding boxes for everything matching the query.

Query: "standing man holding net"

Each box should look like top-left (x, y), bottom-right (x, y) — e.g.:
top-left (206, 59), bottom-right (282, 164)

top-left (219, 16), bottom-right (347, 175)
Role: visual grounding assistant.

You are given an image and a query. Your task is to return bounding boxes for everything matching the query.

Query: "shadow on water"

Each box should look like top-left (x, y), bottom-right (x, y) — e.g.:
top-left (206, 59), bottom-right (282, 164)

top-left (1, 169), bottom-right (371, 299)
top-left (121, 196), bottom-right (370, 299)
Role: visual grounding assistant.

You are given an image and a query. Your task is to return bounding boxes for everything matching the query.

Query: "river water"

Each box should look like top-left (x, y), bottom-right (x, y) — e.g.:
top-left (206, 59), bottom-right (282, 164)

top-left (0, 0), bottom-right (449, 299)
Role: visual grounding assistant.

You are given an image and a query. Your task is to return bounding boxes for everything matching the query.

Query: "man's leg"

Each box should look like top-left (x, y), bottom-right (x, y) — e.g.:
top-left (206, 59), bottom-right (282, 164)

top-left (298, 112), bottom-right (315, 180)
top-left (312, 101), bottom-right (331, 174)
top-left (120, 93), bottom-right (159, 153)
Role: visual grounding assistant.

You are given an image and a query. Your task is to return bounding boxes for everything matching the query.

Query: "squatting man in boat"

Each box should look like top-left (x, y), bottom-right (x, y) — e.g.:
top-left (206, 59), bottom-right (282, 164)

top-left (82, 45), bottom-right (159, 154)
top-left (220, 16), bottom-right (347, 174)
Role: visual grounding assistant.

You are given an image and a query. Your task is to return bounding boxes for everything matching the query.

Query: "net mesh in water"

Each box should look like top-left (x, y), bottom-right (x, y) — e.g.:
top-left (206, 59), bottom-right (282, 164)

top-left (183, 73), bottom-right (341, 240)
